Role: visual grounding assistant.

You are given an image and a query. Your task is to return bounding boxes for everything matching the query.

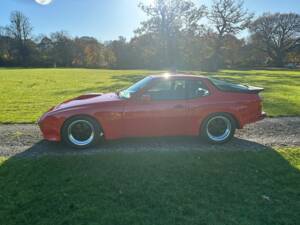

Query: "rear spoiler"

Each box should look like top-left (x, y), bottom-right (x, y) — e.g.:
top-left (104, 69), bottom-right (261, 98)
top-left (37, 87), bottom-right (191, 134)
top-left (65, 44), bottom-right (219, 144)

top-left (245, 86), bottom-right (264, 94)
top-left (207, 78), bottom-right (264, 94)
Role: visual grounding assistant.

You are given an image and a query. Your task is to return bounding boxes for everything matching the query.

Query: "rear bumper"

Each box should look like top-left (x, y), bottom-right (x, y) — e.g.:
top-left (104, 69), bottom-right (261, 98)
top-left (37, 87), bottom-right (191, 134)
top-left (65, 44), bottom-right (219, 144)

top-left (259, 111), bottom-right (267, 120)
top-left (239, 111), bottom-right (267, 128)
top-left (251, 111), bottom-right (267, 123)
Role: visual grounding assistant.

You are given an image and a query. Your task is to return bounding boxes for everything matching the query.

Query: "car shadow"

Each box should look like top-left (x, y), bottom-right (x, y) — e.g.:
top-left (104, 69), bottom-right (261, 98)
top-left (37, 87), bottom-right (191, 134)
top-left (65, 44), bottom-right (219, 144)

top-left (0, 136), bottom-right (299, 225)
top-left (14, 136), bottom-right (271, 158)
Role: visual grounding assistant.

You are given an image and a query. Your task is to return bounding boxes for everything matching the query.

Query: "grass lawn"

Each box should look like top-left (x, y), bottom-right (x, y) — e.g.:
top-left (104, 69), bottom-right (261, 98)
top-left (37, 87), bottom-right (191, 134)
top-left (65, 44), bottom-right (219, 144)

top-left (0, 68), bottom-right (300, 123)
top-left (0, 147), bottom-right (299, 225)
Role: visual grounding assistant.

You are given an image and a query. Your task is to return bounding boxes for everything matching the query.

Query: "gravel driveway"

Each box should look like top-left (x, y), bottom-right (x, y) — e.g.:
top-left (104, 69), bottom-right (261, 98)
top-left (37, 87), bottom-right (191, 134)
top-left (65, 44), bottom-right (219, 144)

top-left (0, 117), bottom-right (299, 157)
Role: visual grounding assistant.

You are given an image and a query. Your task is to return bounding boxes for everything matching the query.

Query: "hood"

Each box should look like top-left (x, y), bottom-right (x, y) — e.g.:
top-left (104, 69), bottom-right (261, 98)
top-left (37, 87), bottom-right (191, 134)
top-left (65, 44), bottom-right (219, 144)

top-left (52, 92), bottom-right (121, 112)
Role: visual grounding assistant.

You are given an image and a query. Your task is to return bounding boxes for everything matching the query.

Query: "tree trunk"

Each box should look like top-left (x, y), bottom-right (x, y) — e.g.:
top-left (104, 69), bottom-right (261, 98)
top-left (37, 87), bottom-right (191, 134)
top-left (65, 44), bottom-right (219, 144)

top-left (274, 51), bottom-right (285, 67)
top-left (207, 37), bottom-right (223, 72)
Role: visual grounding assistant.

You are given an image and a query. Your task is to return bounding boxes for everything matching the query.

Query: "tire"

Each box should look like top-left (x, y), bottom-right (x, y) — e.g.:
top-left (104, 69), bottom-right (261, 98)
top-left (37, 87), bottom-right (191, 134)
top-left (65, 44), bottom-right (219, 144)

top-left (61, 116), bottom-right (103, 149)
top-left (201, 113), bottom-right (236, 144)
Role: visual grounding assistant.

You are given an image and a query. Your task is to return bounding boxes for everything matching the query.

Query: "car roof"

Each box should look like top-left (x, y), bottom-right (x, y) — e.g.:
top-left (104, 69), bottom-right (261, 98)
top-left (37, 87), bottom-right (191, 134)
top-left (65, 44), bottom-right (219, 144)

top-left (149, 74), bottom-right (207, 80)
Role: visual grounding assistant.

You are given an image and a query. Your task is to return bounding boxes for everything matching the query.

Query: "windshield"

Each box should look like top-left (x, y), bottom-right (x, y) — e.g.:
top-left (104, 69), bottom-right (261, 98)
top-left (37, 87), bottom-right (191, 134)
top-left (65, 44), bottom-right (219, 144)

top-left (119, 76), bottom-right (153, 99)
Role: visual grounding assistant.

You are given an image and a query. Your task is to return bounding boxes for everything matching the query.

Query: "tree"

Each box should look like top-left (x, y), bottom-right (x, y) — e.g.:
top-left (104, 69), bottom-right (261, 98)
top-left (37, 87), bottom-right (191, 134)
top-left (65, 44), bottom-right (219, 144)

top-left (287, 45), bottom-right (300, 65)
top-left (130, 34), bottom-right (164, 69)
top-left (250, 13), bottom-right (300, 66)
top-left (0, 36), bottom-right (13, 66)
top-left (5, 11), bottom-right (33, 65)
top-left (6, 11), bottom-right (32, 41)
top-left (73, 36), bottom-right (115, 68)
top-left (136, 0), bottom-right (206, 69)
top-left (37, 36), bottom-right (54, 67)
top-left (50, 31), bottom-right (76, 67)
top-left (107, 36), bottom-right (133, 69)
top-left (208, 0), bottom-right (253, 70)
top-left (237, 37), bottom-right (269, 67)
top-left (222, 34), bottom-right (245, 68)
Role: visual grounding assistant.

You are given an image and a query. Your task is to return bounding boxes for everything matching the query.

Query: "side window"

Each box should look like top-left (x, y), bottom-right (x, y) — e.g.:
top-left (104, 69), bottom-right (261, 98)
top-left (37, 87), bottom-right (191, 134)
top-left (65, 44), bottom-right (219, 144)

top-left (146, 79), bottom-right (186, 100)
top-left (147, 79), bottom-right (172, 92)
top-left (188, 80), bottom-right (210, 99)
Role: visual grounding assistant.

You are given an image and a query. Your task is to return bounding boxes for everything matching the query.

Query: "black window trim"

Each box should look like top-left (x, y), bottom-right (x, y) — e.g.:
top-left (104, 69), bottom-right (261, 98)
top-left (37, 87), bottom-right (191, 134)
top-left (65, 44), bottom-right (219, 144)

top-left (143, 77), bottom-right (211, 101)
top-left (144, 77), bottom-right (188, 101)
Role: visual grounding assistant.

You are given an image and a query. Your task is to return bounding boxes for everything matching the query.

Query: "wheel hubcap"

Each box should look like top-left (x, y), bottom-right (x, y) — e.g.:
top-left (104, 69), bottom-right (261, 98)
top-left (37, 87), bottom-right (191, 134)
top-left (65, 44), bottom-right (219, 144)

top-left (68, 120), bottom-right (95, 146)
top-left (206, 116), bottom-right (231, 142)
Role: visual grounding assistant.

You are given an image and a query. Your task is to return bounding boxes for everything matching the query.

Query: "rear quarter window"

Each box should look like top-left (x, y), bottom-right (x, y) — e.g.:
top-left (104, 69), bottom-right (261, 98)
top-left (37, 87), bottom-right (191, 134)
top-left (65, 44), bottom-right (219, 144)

top-left (208, 78), bottom-right (249, 92)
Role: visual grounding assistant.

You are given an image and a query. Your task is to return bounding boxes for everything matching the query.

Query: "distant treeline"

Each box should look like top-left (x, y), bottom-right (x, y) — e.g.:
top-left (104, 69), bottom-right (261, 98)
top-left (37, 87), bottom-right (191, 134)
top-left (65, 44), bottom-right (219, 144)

top-left (1, 0), bottom-right (300, 71)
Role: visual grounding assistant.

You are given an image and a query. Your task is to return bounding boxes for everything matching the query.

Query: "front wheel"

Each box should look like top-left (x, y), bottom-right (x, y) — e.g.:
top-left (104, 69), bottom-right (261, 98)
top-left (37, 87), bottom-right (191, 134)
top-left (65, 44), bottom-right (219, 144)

top-left (61, 116), bottom-right (103, 149)
top-left (201, 114), bottom-right (236, 144)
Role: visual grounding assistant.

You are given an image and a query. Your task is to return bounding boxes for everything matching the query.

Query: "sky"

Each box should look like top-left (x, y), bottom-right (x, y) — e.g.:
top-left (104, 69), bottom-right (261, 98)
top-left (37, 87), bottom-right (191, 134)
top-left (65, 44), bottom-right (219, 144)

top-left (0, 0), bottom-right (300, 41)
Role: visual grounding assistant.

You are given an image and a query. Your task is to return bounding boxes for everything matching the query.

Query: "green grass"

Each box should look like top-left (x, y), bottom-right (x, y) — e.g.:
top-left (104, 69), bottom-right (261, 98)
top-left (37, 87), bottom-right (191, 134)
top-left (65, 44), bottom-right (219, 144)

top-left (0, 68), bottom-right (155, 123)
top-left (0, 68), bottom-right (299, 123)
top-left (0, 147), bottom-right (299, 225)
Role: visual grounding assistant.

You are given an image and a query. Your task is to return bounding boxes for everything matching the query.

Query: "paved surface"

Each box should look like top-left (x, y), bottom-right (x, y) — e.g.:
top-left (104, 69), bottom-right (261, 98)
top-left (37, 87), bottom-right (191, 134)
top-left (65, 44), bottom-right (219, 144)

top-left (0, 117), bottom-right (299, 157)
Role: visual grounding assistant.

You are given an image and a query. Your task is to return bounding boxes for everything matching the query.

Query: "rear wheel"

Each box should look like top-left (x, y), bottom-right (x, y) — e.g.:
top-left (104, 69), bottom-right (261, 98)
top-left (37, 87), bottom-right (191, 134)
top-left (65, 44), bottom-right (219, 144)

top-left (201, 114), bottom-right (236, 144)
top-left (62, 116), bottom-right (103, 149)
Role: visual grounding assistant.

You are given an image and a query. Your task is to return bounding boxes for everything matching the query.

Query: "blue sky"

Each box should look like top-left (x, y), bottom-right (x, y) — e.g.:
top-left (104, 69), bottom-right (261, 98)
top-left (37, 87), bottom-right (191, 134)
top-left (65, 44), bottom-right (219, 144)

top-left (1, 0), bottom-right (300, 41)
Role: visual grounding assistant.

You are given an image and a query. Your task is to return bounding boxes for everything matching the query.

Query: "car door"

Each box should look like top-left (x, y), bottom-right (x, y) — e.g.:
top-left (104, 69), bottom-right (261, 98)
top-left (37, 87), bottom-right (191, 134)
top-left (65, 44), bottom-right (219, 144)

top-left (123, 78), bottom-right (188, 138)
top-left (185, 79), bottom-right (212, 136)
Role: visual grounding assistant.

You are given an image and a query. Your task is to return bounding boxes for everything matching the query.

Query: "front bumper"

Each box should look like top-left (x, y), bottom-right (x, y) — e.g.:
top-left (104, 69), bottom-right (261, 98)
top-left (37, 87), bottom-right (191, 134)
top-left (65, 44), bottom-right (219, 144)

top-left (38, 113), bottom-right (64, 142)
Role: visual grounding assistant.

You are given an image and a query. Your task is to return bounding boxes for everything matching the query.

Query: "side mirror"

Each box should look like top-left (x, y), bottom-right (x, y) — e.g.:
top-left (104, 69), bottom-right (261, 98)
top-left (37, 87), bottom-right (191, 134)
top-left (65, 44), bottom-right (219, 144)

top-left (197, 88), bottom-right (209, 97)
top-left (140, 94), bottom-right (152, 102)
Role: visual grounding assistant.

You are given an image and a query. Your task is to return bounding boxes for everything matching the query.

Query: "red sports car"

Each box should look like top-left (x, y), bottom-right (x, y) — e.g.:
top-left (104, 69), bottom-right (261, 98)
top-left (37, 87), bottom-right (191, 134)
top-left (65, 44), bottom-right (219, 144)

top-left (38, 74), bottom-right (266, 148)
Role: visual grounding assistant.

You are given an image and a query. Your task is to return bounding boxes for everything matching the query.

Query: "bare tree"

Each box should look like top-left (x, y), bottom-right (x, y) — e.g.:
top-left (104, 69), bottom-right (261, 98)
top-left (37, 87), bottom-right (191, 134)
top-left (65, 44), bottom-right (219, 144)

top-left (209, 0), bottom-right (253, 37)
top-left (5, 11), bottom-right (33, 64)
top-left (208, 0), bottom-right (253, 70)
top-left (137, 0), bottom-right (206, 36)
top-left (6, 11), bottom-right (32, 43)
top-left (250, 13), bottom-right (300, 66)
top-left (136, 0), bottom-right (206, 69)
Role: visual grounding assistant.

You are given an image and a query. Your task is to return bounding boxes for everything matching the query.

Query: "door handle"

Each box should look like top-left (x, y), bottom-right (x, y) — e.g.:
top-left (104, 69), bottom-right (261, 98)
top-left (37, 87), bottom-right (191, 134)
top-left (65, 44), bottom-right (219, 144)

top-left (174, 104), bottom-right (184, 109)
